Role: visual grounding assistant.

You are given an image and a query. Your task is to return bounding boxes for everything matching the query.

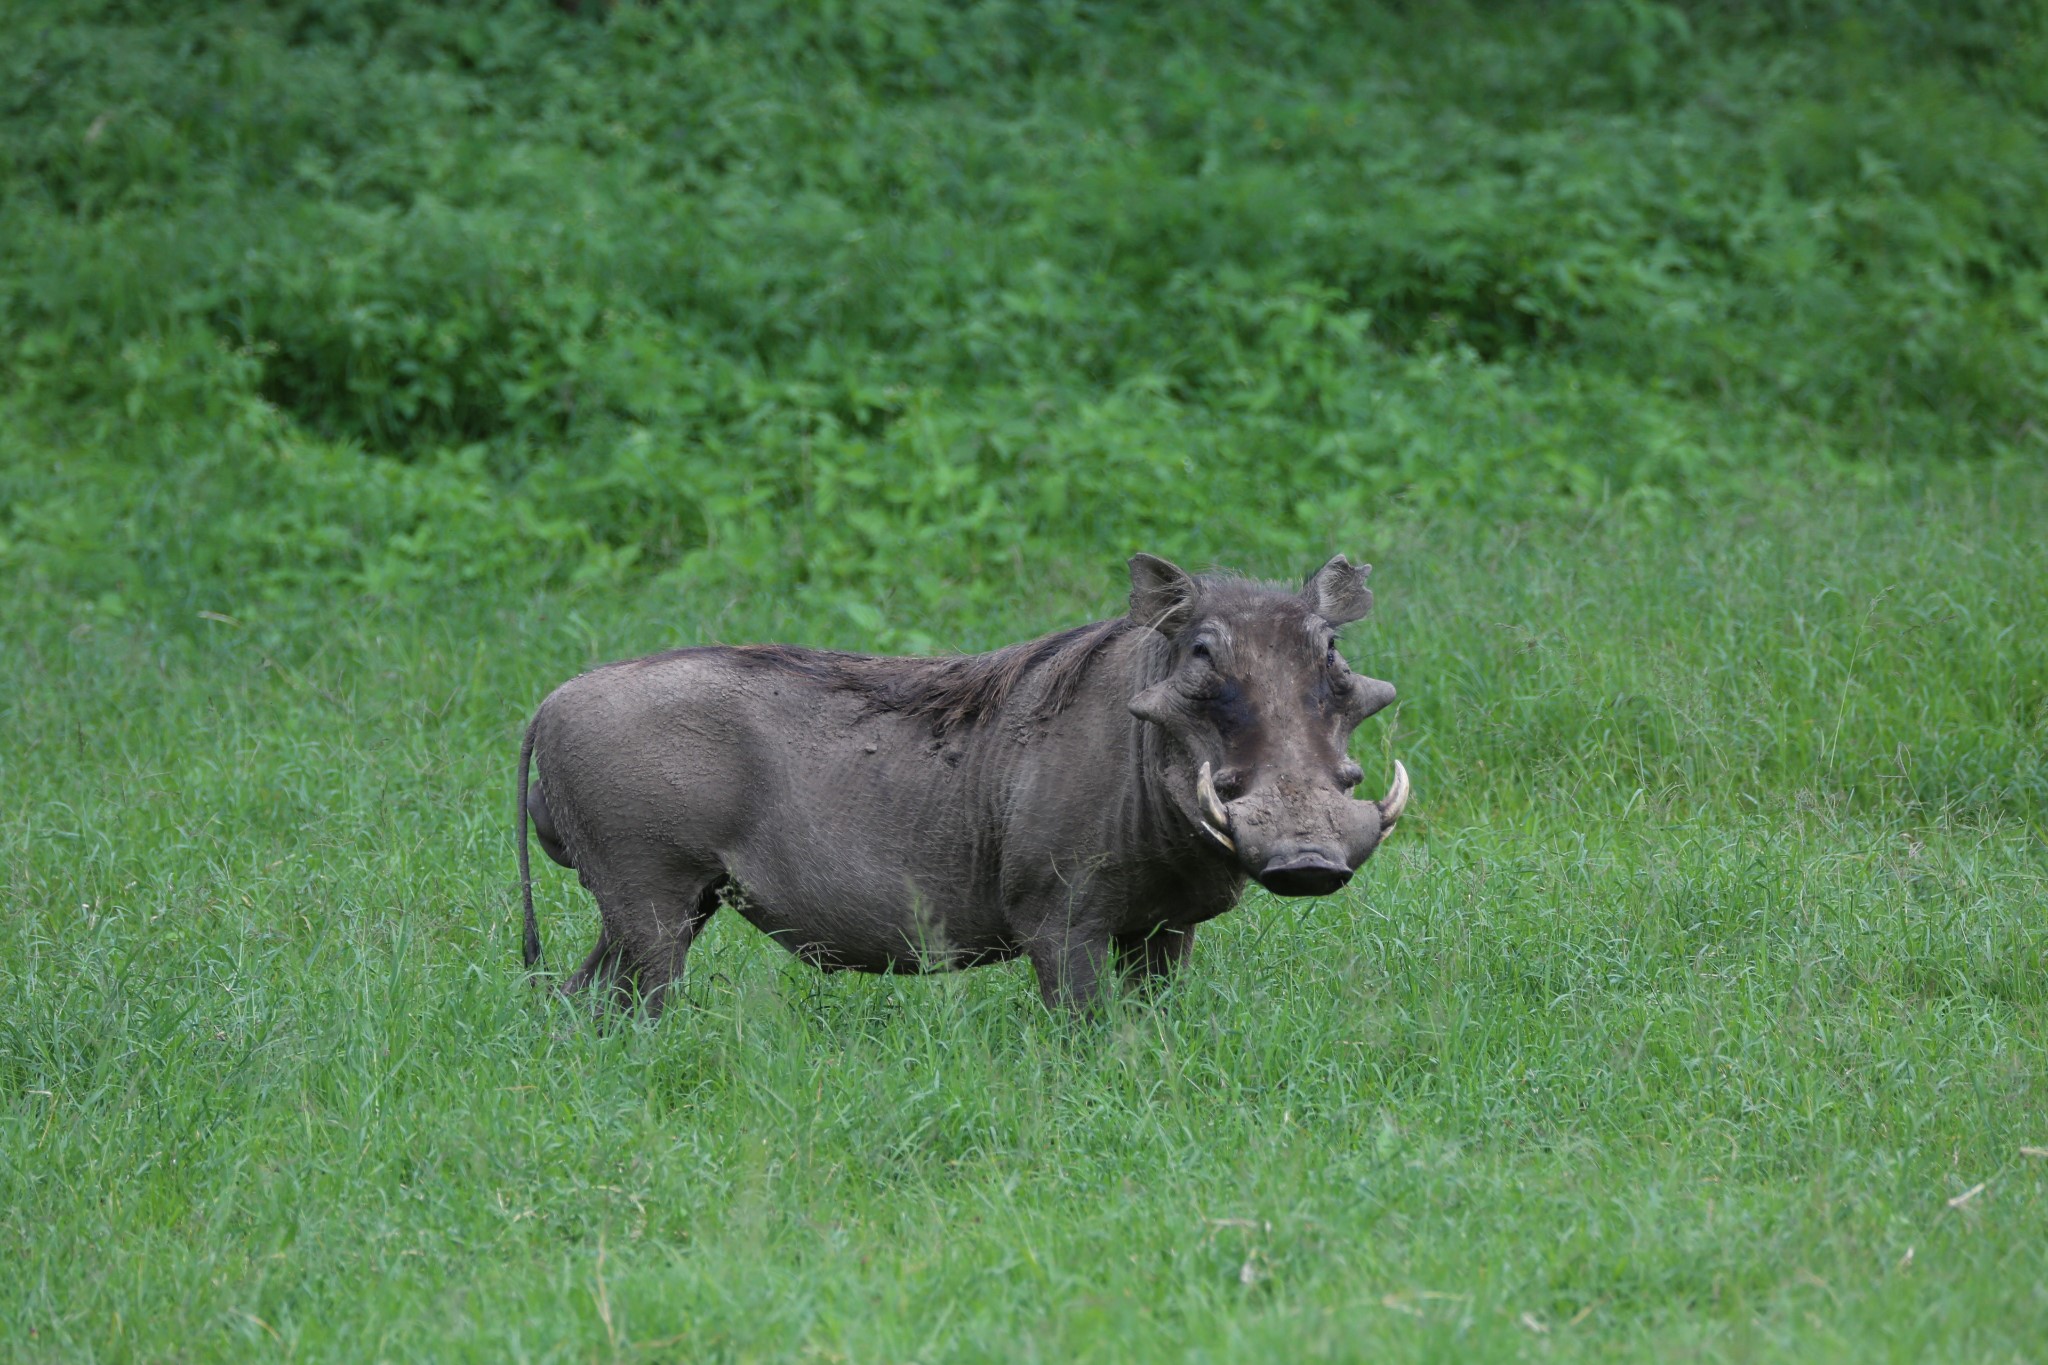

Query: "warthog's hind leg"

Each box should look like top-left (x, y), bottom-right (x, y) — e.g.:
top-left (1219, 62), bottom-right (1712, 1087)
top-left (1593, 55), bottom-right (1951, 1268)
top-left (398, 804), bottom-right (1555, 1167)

top-left (560, 871), bottom-right (728, 1019)
top-left (560, 928), bottom-right (632, 1010)
top-left (634, 875), bottom-right (728, 1018)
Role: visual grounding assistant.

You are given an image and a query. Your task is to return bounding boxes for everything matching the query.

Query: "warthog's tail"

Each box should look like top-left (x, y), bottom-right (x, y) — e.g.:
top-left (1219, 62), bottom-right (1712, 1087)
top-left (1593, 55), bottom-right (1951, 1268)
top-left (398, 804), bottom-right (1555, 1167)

top-left (518, 712), bottom-right (542, 972)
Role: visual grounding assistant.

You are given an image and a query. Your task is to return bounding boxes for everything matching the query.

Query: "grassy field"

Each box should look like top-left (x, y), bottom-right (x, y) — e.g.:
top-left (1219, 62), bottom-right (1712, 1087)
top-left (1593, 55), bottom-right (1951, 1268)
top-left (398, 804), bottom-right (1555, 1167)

top-left (5, 467), bottom-right (2045, 1361)
top-left (6, 1), bottom-right (2048, 1359)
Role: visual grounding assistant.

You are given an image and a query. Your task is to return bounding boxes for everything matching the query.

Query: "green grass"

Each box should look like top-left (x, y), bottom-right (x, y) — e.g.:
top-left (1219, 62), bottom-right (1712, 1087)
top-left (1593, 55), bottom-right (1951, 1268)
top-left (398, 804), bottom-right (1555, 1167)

top-left (6, 2), bottom-right (2048, 1357)
top-left (5, 469), bottom-right (2045, 1361)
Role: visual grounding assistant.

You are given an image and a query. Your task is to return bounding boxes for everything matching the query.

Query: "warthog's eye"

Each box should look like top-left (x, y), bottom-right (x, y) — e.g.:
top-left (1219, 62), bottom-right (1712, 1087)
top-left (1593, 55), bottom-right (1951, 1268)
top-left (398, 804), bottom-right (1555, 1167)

top-left (1325, 638), bottom-right (1342, 669)
top-left (1190, 638), bottom-right (1214, 664)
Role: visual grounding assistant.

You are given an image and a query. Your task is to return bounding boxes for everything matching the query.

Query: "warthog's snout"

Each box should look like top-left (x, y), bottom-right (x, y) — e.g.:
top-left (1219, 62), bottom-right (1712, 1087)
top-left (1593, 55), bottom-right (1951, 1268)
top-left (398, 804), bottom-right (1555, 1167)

top-left (1197, 759), bottom-right (1410, 897)
top-left (1255, 855), bottom-right (1353, 898)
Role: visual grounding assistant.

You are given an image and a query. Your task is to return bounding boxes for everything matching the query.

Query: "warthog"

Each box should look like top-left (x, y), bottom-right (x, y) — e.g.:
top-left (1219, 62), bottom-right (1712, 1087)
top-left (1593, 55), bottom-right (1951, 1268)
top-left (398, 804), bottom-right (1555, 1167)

top-left (517, 553), bottom-right (1409, 1014)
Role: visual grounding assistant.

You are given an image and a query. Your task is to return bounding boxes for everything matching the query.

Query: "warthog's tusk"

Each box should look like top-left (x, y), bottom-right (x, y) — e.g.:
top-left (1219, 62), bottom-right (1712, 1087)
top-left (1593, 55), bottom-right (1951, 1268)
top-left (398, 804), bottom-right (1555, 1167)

top-left (1379, 759), bottom-right (1411, 827)
top-left (1197, 761), bottom-right (1236, 853)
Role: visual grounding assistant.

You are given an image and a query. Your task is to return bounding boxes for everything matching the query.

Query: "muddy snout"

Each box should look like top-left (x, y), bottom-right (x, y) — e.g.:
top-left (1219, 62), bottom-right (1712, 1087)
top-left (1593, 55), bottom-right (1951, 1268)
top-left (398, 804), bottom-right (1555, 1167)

top-left (1199, 761), bottom-right (1411, 898)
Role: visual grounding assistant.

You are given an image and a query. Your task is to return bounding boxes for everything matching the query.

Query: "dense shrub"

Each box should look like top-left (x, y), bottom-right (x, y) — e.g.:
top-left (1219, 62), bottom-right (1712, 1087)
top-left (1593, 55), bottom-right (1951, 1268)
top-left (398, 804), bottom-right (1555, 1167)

top-left (4, 0), bottom-right (2044, 612)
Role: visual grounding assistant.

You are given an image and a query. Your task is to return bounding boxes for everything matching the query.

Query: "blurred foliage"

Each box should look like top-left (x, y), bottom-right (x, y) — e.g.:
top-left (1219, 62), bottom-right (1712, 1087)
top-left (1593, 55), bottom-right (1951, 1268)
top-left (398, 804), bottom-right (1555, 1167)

top-left (3, 0), bottom-right (2046, 618)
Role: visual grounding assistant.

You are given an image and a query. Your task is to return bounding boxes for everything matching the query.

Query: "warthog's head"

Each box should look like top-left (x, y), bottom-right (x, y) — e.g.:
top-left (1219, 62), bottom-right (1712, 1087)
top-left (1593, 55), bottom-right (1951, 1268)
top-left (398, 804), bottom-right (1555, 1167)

top-left (1127, 553), bottom-right (1409, 897)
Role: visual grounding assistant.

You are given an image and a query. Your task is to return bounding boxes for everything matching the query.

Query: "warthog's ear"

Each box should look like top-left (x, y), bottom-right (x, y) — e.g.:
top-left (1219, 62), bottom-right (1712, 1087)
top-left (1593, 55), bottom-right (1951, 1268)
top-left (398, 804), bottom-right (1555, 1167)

top-left (1302, 554), bottom-right (1373, 625)
top-left (1128, 553), bottom-right (1197, 636)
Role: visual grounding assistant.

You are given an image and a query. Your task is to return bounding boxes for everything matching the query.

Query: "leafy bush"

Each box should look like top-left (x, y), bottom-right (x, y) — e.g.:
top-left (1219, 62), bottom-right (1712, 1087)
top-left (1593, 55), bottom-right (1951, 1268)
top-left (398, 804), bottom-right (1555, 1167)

top-left (4, 0), bottom-right (2045, 613)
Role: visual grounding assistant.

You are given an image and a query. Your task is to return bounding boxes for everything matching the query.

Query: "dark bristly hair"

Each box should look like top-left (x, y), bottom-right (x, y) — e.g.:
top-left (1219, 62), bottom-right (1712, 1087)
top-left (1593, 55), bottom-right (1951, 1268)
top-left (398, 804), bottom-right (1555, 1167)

top-left (626, 572), bottom-right (1333, 735)
top-left (629, 616), bottom-right (1139, 735)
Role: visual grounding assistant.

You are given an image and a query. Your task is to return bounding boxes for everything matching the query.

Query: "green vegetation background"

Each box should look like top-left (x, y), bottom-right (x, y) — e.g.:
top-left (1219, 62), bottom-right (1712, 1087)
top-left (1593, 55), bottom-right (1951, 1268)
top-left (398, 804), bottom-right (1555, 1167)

top-left (3, 1), bottom-right (2046, 1360)
top-left (8, 0), bottom-right (2048, 616)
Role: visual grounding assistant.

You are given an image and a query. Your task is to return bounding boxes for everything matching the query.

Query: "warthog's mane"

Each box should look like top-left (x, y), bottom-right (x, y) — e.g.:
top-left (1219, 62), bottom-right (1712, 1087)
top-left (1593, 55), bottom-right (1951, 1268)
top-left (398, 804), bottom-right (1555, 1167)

top-left (686, 616), bottom-right (1140, 735)
top-left (633, 574), bottom-right (1315, 733)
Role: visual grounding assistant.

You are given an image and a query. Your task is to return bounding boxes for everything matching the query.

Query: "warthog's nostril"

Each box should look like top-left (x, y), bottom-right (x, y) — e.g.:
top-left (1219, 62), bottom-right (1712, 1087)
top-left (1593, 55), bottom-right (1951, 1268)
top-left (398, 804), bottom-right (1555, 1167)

top-left (1256, 857), bottom-right (1353, 898)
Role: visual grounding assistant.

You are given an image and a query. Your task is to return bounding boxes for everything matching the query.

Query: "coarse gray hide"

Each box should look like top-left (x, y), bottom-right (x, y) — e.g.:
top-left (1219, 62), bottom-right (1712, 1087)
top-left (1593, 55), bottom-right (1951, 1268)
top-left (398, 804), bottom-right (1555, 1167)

top-left (517, 553), bottom-right (1410, 1015)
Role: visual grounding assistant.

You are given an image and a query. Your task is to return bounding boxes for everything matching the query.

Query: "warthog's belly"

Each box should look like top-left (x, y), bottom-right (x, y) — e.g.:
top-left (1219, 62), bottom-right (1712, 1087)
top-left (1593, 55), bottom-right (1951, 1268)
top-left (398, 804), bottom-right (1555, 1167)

top-left (722, 878), bottom-right (1022, 975)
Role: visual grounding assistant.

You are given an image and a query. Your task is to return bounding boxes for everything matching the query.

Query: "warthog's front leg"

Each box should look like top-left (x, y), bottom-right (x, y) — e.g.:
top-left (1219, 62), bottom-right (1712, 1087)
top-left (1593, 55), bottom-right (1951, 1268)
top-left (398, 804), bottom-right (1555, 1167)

top-left (1026, 928), bottom-right (1112, 1014)
top-left (1114, 924), bottom-right (1195, 994)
